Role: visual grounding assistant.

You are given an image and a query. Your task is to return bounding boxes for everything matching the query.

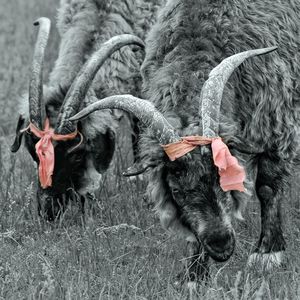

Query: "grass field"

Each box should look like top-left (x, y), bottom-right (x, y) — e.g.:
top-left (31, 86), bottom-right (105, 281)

top-left (1, 1), bottom-right (300, 299)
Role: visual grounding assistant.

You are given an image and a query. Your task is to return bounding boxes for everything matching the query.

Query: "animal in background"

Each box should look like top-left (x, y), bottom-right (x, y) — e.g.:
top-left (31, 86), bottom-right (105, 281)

top-left (11, 0), bottom-right (159, 220)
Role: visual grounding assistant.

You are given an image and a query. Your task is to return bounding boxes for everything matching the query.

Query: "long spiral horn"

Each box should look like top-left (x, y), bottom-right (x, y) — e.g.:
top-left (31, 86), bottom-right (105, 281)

top-left (200, 46), bottom-right (278, 137)
top-left (55, 35), bottom-right (144, 134)
top-left (69, 95), bottom-right (181, 145)
top-left (29, 17), bottom-right (51, 129)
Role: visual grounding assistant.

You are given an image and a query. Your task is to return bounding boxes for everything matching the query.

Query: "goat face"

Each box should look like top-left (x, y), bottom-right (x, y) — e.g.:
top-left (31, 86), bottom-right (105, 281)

top-left (161, 149), bottom-right (236, 262)
top-left (13, 112), bottom-right (115, 221)
top-left (25, 127), bottom-right (87, 220)
top-left (68, 48), bottom-right (276, 261)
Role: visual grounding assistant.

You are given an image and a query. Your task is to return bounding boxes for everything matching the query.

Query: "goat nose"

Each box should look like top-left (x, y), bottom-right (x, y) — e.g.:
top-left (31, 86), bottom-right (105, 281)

top-left (206, 231), bottom-right (234, 253)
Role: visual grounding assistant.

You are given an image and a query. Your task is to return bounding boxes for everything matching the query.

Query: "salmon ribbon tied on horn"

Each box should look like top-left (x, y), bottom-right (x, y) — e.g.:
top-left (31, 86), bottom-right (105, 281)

top-left (162, 46), bottom-right (277, 192)
top-left (68, 47), bottom-right (277, 192)
top-left (162, 136), bottom-right (246, 192)
top-left (22, 119), bottom-right (78, 188)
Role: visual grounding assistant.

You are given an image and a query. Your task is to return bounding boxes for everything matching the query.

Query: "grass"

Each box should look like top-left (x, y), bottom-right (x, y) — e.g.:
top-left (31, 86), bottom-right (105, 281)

top-left (1, 1), bottom-right (300, 299)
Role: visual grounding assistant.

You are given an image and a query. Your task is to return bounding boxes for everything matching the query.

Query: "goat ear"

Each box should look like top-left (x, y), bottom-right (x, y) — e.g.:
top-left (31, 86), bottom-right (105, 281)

top-left (123, 142), bottom-right (165, 177)
top-left (11, 115), bottom-right (26, 153)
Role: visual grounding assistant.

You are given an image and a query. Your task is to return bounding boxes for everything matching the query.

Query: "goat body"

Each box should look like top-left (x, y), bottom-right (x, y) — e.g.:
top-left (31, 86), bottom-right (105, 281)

top-left (70, 0), bottom-right (300, 281)
top-left (140, 0), bottom-right (300, 279)
top-left (12, 0), bottom-right (162, 220)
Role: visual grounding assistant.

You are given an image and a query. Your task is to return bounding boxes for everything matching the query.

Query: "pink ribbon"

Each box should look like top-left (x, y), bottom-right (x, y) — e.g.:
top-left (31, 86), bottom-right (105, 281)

top-left (162, 136), bottom-right (245, 192)
top-left (28, 118), bottom-right (78, 189)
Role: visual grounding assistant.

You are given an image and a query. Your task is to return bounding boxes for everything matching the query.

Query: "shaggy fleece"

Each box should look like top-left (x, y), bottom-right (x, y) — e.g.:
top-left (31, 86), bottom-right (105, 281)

top-left (139, 0), bottom-right (300, 231)
top-left (20, 0), bottom-right (164, 139)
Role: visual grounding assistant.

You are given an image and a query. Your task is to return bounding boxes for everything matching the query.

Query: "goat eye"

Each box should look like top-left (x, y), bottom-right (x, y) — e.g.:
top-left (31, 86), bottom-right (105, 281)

top-left (172, 188), bottom-right (180, 196)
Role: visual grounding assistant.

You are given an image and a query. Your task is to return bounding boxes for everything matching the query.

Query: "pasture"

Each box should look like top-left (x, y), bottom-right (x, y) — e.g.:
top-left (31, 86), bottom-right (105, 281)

top-left (0, 1), bottom-right (300, 299)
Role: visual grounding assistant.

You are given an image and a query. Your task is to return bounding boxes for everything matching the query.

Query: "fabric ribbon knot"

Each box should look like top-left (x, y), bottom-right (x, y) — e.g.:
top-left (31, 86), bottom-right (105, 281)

top-left (27, 118), bottom-right (78, 189)
top-left (162, 136), bottom-right (245, 192)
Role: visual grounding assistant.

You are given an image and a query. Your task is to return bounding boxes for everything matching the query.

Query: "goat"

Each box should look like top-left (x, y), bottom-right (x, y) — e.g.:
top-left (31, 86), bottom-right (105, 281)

top-left (11, 0), bottom-right (164, 220)
top-left (70, 0), bottom-right (300, 283)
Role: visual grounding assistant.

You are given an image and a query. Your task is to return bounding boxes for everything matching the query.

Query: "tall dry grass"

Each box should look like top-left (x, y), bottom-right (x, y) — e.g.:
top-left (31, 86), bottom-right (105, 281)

top-left (0, 0), bottom-right (300, 299)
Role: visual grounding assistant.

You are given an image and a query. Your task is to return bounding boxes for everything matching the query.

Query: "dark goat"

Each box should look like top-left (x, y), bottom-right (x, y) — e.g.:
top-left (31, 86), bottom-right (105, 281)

top-left (72, 0), bottom-right (300, 282)
top-left (11, 0), bottom-right (149, 220)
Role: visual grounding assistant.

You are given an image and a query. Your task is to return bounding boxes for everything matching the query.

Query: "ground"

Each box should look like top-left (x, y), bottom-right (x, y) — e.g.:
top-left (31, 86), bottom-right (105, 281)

top-left (0, 1), bottom-right (300, 299)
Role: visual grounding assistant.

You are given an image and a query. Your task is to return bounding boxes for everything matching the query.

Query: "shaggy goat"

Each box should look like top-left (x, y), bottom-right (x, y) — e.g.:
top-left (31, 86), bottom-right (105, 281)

top-left (11, 0), bottom-right (162, 220)
top-left (71, 0), bottom-right (300, 282)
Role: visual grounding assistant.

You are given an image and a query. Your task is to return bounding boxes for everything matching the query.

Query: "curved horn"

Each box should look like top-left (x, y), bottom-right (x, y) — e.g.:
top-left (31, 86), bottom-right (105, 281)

top-left (29, 17), bottom-right (51, 129)
top-left (200, 46), bottom-right (278, 137)
top-left (69, 95), bottom-right (181, 145)
top-left (55, 34), bottom-right (145, 134)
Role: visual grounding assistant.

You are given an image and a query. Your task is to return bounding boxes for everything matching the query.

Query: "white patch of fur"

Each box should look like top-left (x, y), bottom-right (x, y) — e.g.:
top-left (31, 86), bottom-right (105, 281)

top-left (233, 209), bottom-right (245, 221)
top-left (186, 235), bottom-right (197, 243)
top-left (218, 200), bottom-right (234, 229)
top-left (78, 158), bottom-right (101, 194)
top-left (198, 220), bottom-right (206, 236)
top-left (187, 281), bottom-right (197, 291)
top-left (223, 213), bottom-right (232, 228)
top-left (228, 154), bottom-right (256, 221)
top-left (157, 201), bottom-right (196, 241)
top-left (200, 146), bottom-right (210, 155)
top-left (158, 202), bottom-right (177, 229)
top-left (247, 252), bottom-right (283, 270)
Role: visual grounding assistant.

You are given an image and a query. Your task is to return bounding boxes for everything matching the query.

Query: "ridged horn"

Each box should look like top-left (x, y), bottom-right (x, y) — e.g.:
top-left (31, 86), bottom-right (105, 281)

top-left (200, 46), bottom-right (278, 137)
top-left (55, 34), bottom-right (145, 134)
top-left (29, 17), bottom-right (51, 129)
top-left (69, 95), bottom-right (181, 145)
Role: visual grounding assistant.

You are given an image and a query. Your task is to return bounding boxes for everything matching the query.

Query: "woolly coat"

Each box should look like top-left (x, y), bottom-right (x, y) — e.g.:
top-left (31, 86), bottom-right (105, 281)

top-left (19, 0), bottom-right (163, 194)
top-left (47, 0), bottom-right (163, 140)
top-left (140, 0), bottom-right (300, 234)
